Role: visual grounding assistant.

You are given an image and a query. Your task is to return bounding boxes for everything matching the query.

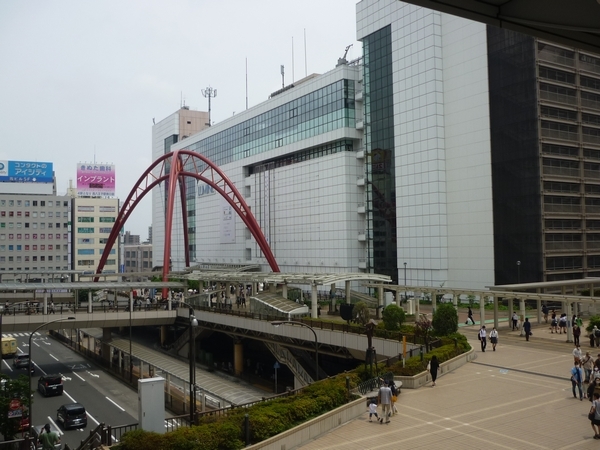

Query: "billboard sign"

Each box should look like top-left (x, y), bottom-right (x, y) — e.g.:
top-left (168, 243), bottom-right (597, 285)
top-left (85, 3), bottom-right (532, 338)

top-left (0, 160), bottom-right (53, 183)
top-left (76, 163), bottom-right (115, 197)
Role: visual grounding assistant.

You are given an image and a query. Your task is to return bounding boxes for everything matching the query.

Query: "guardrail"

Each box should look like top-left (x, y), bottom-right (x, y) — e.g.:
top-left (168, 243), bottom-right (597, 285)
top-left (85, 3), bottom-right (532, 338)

top-left (356, 371), bottom-right (394, 395)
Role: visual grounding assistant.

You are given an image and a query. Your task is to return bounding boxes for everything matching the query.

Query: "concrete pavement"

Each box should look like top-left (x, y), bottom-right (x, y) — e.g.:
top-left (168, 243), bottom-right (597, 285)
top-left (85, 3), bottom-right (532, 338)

top-left (297, 321), bottom-right (600, 450)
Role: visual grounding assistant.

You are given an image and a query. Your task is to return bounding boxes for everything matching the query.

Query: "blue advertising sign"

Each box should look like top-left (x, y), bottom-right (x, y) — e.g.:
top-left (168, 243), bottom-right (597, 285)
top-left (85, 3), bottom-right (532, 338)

top-left (0, 160), bottom-right (53, 183)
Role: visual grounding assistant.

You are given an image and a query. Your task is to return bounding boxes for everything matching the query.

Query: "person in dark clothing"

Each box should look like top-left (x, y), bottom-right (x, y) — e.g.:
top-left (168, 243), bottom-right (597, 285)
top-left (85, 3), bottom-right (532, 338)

top-left (574, 324), bottom-right (582, 346)
top-left (429, 355), bottom-right (440, 387)
top-left (523, 317), bottom-right (532, 341)
top-left (466, 307), bottom-right (474, 325)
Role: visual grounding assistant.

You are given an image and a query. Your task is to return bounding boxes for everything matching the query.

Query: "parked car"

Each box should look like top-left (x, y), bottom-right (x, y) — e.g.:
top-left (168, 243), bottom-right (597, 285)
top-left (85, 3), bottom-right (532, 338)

top-left (30, 423), bottom-right (62, 449)
top-left (38, 374), bottom-right (63, 397)
top-left (56, 403), bottom-right (87, 429)
top-left (13, 353), bottom-right (29, 369)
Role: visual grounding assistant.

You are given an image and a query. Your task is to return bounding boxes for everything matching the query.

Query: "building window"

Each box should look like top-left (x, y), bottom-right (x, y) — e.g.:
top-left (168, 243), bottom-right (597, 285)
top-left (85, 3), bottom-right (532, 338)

top-left (78, 217), bottom-right (94, 223)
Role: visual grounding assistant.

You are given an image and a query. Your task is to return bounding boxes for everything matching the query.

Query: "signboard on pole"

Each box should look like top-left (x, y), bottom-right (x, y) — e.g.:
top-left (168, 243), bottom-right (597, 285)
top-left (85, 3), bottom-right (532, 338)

top-left (0, 160), bottom-right (53, 183)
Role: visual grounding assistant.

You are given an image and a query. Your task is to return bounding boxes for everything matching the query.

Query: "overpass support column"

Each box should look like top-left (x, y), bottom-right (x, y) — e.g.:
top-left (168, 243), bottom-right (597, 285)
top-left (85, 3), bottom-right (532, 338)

top-left (431, 291), bottom-right (436, 315)
top-left (101, 328), bottom-right (112, 364)
top-left (537, 299), bottom-right (542, 324)
top-left (479, 295), bottom-right (485, 328)
top-left (508, 298), bottom-right (514, 331)
top-left (329, 283), bottom-right (336, 313)
top-left (311, 283), bottom-right (318, 319)
top-left (566, 301), bottom-right (573, 343)
top-left (282, 283), bottom-right (288, 300)
top-left (345, 281), bottom-right (351, 305)
top-left (43, 292), bottom-right (48, 315)
top-left (377, 286), bottom-right (383, 319)
top-left (160, 325), bottom-right (168, 346)
top-left (519, 298), bottom-right (526, 336)
top-left (88, 291), bottom-right (93, 313)
top-left (452, 294), bottom-right (458, 308)
top-left (492, 296), bottom-right (498, 329)
top-left (234, 340), bottom-right (244, 376)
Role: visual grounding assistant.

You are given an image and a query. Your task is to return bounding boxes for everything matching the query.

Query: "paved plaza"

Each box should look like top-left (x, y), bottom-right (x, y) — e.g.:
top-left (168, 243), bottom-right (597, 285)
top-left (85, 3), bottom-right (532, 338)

top-left (298, 321), bottom-right (600, 450)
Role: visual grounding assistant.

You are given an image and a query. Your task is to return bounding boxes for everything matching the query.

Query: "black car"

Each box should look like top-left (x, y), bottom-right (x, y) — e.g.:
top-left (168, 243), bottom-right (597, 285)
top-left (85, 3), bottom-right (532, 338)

top-left (56, 403), bottom-right (87, 429)
top-left (38, 374), bottom-right (63, 397)
top-left (13, 353), bottom-right (29, 369)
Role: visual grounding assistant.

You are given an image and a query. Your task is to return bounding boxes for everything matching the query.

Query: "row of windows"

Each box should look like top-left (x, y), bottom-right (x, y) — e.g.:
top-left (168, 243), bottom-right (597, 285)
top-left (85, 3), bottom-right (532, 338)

top-left (77, 217), bottom-right (115, 223)
top-left (0, 222), bottom-right (68, 229)
top-left (0, 267), bottom-right (69, 271)
top-left (77, 249), bottom-right (115, 255)
top-left (125, 261), bottom-right (151, 268)
top-left (540, 105), bottom-right (600, 125)
top-left (77, 227), bottom-right (113, 233)
top-left (124, 251), bottom-right (152, 258)
top-left (0, 200), bottom-right (68, 208)
top-left (0, 244), bottom-right (63, 251)
top-left (76, 206), bottom-right (117, 212)
top-left (0, 233), bottom-right (67, 240)
top-left (1, 211), bottom-right (69, 218)
top-left (77, 259), bottom-right (115, 266)
top-left (0, 255), bottom-right (68, 263)
top-left (0, 211), bottom-right (68, 218)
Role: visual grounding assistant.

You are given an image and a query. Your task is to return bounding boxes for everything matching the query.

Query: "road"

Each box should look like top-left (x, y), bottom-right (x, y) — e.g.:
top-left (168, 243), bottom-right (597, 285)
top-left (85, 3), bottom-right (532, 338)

top-left (2, 331), bottom-right (139, 449)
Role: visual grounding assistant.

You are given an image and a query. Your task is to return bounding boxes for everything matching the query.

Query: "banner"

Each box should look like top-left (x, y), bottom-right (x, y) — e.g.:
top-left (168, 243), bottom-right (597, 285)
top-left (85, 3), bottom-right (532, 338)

top-left (0, 160), bottom-right (53, 183)
top-left (76, 163), bottom-right (116, 197)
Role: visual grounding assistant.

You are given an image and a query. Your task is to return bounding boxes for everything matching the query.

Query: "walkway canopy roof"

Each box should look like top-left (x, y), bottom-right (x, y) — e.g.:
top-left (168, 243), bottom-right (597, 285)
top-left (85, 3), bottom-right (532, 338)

top-left (250, 292), bottom-right (309, 317)
top-left (0, 281), bottom-right (186, 292)
top-left (400, 0), bottom-right (600, 54)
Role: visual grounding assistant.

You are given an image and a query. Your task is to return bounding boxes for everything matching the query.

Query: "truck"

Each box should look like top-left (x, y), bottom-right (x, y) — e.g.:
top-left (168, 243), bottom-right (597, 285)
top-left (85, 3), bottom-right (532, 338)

top-left (1, 337), bottom-right (17, 359)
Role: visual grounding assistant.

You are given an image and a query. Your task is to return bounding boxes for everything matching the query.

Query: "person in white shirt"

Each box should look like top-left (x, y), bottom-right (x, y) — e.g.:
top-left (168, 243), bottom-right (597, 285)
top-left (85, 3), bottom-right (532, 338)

top-left (478, 326), bottom-right (487, 352)
top-left (573, 344), bottom-right (583, 364)
top-left (489, 327), bottom-right (499, 351)
top-left (512, 312), bottom-right (519, 331)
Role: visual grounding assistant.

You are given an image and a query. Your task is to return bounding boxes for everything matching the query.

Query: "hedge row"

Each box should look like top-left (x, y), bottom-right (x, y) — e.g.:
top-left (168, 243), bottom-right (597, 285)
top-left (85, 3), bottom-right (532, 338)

top-left (113, 373), bottom-right (361, 450)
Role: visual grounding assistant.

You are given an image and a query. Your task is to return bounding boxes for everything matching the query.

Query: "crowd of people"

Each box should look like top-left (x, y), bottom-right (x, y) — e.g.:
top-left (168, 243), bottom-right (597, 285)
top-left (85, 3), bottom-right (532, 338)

top-left (571, 345), bottom-right (600, 438)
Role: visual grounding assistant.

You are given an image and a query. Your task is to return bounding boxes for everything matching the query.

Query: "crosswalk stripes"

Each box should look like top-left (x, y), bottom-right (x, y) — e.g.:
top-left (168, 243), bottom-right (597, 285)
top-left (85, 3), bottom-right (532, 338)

top-left (2, 332), bottom-right (42, 338)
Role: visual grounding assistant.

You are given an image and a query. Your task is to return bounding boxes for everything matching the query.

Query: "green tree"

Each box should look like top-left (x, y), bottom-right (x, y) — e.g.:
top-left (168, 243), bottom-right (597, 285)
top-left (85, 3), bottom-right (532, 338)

top-left (353, 301), bottom-right (370, 325)
top-left (0, 374), bottom-right (31, 440)
top-left (381, 304), bottom-right (405, 331)
top-left (432, 303), bottom-right (459, 336)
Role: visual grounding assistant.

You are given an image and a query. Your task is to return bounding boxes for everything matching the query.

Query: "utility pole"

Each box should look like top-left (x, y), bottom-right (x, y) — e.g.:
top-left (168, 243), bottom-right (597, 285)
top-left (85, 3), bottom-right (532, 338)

top-left (201, 87), bottom-right (217, 126)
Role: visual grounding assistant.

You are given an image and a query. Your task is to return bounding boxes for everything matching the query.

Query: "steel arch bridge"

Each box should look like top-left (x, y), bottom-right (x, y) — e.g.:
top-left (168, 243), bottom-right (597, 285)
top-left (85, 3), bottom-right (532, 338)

top-left (95, 150), bottom-right (279, 291)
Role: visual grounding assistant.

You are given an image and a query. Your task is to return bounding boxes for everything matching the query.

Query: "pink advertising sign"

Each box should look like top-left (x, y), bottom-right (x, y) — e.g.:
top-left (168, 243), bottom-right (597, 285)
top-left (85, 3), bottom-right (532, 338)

top-left (76, 163), bottom-right (115, 197)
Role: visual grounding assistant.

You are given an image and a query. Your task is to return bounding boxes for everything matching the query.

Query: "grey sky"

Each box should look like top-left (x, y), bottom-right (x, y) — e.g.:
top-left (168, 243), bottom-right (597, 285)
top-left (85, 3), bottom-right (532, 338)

top-left (0, 1), bottom-right (361, 239)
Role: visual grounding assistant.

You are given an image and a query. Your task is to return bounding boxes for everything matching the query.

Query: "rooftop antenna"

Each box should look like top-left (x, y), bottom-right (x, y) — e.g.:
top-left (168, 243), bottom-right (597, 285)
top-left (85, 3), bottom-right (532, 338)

top-left (246, 58), bottom-right (248, 110)
top-left (281, 65), bottom-right (285, 88)
top-left (304, 28), bottom-right (307, 77)
top-left (292, 37), bottom-right (295, 83)
top-left (202, 86), bottom-right (217, 126)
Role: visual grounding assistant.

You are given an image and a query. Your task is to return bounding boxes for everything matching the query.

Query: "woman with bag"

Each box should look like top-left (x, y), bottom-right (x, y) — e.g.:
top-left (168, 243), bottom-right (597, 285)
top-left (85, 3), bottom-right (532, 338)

top-left (429, 355), bottom-right (440, 387)
top-left (589, 392), bottom-right (600, 439)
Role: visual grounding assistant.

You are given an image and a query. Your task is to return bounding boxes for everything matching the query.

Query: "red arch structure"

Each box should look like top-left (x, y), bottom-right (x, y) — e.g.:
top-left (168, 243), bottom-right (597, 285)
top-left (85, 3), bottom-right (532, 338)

top-left (95, 150), bottom-right (280, 289)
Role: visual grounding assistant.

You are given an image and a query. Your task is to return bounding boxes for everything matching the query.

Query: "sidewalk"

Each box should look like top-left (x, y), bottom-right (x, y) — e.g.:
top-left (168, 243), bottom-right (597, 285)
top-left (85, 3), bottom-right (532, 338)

top-left (297, 319), bottom-right (599, 450)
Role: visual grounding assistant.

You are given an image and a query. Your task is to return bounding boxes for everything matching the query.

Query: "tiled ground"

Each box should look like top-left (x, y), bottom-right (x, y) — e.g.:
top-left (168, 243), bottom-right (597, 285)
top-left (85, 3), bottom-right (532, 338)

top-left (297, 323), bottom-right (599, 450)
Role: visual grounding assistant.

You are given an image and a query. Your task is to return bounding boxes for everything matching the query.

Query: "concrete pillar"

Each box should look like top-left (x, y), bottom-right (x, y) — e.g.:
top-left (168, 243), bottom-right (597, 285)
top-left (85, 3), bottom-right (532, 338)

top-left (330, 283), bottom-right (336, 313)
top-left (566, 301), bottom-right (573, 343)
top-left (101, 328), bottom-right (111, 363)
top-left (43, 292), bottom-right (48, 315)
top-left (396, 289), bottom-right (401, 307)
top-left (508, 299), bottom-right (514, 331)
top-left (479, 295), bottom-right (485, 327)
top-left (139, 360), bottom-right (144, 380)
top-left (431, 291), bottom-right (437, 315)
top-left (519, 298), bottom-right (526, 336)
top-left (537, 299), bottom-right (542, 324)
top-left (88, 291), bottom-right (93, 313)
top-left (282, 283), bottom-right (288, 300)
top-left (345, 281), bottom-right (351, 305)
top-left (129, 290), bottom-right (134, 313)
top-left (452, 294), bottom-right (458, 308)
top-left (493, 296), bottom-right (499, 329)
top-left (377, 286), bottom-right (383, 319)
top-left (269, 282), bottom-right (276, 293)
top-left (311, 283), bottom-right (318, 319)
top-left (234, 340), bottom-right (244, 376)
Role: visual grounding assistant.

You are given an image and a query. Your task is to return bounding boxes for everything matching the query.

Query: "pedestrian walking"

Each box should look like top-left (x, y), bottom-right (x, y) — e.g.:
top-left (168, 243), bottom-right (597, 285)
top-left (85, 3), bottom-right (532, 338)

top-left (551, 310), bottom-right (558, 333)
top-left (368, 399), bottom-right (379, 422)
top-left (489, 327), bottom-right (499, 351)
top-left (594, 326), bottom-right (600, 347)
top-left (377, 382), bottom-right (392, 424)
top-left (572, 361), bottom-right (584, 400)
top-left (428, 355), bottom-right (440, 386)
top-left (583, 352), bottom-right (595, 384)
top-left (559, 313), bottom-right (568, 334)
top-left (573, 344), bottom-right (583, 364)
top-left (512, 312), bottom-right (519, 331)
top-left (466, 307), bottom-right (474, 325)
top-left (590, 392), bottom-right (600, 439)
top-left (523, 318), bottom-right (531, 341)
top-left (542, 304), bottom-right (548, 323)
top-left (573, 324), bottom-right (581, 346)
top-left (389, 380), bottom-right (399, 414)
top-left (49, 300), bottom-right (55, 314)
top-left (478, 326), bottom-right (487, 352)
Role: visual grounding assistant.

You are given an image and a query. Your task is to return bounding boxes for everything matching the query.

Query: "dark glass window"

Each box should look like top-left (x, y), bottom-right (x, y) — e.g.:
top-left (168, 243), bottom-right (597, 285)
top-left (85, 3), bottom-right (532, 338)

top-left (581, 75), bottom-right (600, 92)
top-left (540, 106), bottom-right (577, 121)
top-left (539, 66), bottom-right (576, 84)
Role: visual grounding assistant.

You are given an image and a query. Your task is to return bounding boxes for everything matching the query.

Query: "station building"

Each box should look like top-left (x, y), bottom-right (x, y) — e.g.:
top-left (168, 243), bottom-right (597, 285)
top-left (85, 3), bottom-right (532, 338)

top-left (152, 0), bottom-right (600, 291)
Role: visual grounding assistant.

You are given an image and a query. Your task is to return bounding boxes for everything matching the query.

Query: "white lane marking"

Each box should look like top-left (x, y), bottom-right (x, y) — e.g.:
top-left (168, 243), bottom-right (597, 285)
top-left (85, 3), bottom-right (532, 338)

top-left (86, 411), bottom-right (100, 426)
top-left (64, 391), bottom-right (77, 403)
top-left (3, 360), bottom-right (13, 372)
top-left (105, 397), bottom-right (125, 411)
top-left (50, 354), bottom-right (59, 361)
top-left (47, 417), bottom-right (64, 436)
top-left (72, 371), bottom-right (85, 382)
top-left (86, 371), bottom-right (99, 378)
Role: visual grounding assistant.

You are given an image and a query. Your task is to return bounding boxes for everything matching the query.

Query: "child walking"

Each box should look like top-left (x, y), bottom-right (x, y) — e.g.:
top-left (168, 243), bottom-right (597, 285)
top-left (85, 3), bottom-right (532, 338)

top-left (368, 399), bottom-right (379, 422)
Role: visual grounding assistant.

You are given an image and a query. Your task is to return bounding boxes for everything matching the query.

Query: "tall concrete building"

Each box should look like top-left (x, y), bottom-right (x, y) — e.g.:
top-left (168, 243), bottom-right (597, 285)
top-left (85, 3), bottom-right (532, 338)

top-left (151, 0), bottom-right (600, 290)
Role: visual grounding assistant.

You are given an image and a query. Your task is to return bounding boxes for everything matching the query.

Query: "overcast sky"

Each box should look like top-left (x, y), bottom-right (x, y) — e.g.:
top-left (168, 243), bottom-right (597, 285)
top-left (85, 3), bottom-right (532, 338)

top-left (0, 1), bottom-right (361, 239)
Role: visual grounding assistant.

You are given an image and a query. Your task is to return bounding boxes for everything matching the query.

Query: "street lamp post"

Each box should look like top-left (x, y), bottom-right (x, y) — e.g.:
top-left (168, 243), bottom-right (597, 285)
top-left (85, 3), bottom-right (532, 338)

top-left (404, 262), bottom-right (407, 303)
top-left (179, 301), bottom-right (199, 425)
top-left (271, 320), bottom-right (319, 381)
top-left (517, 260), bottom-right (521, 284)
top-left (28, 316), bottom-right (75, 429)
